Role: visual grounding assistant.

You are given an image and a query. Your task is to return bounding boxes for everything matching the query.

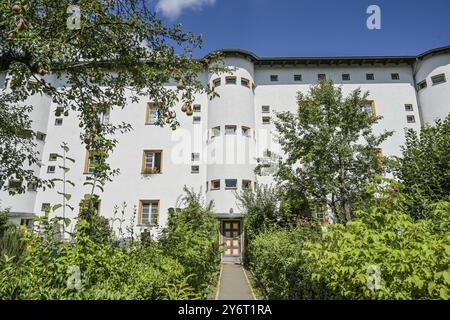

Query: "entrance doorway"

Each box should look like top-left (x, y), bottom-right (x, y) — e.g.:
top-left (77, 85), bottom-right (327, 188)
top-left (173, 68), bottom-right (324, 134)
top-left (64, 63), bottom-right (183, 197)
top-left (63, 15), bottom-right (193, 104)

top-left (222, 220), bottom-right (242, 261)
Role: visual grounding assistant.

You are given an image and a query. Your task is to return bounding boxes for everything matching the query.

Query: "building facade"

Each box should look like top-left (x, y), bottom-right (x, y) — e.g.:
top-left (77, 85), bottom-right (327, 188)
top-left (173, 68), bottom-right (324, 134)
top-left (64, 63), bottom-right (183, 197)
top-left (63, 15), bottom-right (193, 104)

top-left (1, 45), bottom-right (449, 261)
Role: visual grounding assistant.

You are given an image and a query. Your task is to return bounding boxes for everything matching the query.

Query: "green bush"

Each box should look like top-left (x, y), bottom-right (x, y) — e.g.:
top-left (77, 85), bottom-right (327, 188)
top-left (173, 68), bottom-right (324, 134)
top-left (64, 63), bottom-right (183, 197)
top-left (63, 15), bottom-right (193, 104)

top-left (159, 188), bottom-right (220, 297)
top-left (249, 200), bottom-right (450, 300)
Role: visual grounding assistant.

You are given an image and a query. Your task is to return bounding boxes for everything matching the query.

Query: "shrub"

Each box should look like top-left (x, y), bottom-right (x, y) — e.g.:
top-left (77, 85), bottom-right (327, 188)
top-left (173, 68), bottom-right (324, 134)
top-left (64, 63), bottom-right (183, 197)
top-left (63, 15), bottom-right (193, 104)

top-left (249, 200), bottom-right (450, 300)
top-left (159, 187), bottom-right (220, 297)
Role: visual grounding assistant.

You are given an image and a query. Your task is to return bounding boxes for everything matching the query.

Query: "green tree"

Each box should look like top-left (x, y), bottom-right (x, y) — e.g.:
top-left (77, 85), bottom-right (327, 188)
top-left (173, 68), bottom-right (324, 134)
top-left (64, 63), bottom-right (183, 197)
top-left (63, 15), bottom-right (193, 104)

top-left (0, 0), bottom-right (223, 194)
top-left (275, 79), bottom-right (393, 222)
top-left (393, 115), bottom-right (450, 219)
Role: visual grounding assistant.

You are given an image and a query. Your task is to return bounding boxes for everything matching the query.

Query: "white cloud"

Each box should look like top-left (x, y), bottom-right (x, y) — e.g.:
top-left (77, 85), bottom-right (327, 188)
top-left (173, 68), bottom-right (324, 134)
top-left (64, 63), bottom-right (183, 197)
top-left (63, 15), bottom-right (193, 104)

top-left (156, 0), bottom-right (216, 19)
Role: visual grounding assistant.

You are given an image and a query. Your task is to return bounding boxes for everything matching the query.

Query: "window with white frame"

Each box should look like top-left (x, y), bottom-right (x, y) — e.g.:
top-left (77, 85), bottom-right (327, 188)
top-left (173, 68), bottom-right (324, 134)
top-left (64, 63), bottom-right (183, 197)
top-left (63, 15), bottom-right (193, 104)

top-left (47, 166), bottom-right (56, 174)
top-left (262, 116), bottom-right (271, 125)
top-left (241, 78), bottom-right (250, 87)
top-left (270, 75), bottom-right (279, 82)
top-left (211, 126), bottom-right (221, 138)
top-left (55, 118), bottom-right (63, 126)
top-left (191, 165), bottom-right (200, 174)
top-left (417, 80), bottom-right (427, 90)
top-left (391, 73), bottom-right (400, 80)
top-left (226, 76), bottom-right (237, 85)
top-left (431, 73), bottom-right (446, 85)
top-left (405, 104), bottom-right (414, 112)
top-left (294, 74), bottom-right (302, 81)
top-left (193, 104), bottom-right (201, 112)
top-left (193, 116), bottom-right (201, 124)
top-left (262, 105), bottom-right (270, 113)
top-left (36, 132), bottom-right (46, 141)
top-left (192, 153), bottom-right (200, 162)
top-left (342, 74), bottom-right (351, 81)
top-left (366, 73), bottom-right (375, 81)
top-left (407, 115), bottom-right (416, 123)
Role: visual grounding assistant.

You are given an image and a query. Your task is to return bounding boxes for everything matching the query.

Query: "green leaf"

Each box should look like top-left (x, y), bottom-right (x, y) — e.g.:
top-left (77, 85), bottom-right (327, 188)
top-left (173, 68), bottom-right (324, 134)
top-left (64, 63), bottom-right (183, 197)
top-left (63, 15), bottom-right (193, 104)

top-left (52, 204), bottom-right (63, 212)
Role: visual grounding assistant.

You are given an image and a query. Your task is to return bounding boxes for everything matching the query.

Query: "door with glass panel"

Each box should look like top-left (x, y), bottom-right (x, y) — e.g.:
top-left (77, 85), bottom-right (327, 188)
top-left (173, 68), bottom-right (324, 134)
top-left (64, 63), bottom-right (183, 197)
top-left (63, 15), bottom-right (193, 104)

top-left (222, 220), bottom-right (241, 258)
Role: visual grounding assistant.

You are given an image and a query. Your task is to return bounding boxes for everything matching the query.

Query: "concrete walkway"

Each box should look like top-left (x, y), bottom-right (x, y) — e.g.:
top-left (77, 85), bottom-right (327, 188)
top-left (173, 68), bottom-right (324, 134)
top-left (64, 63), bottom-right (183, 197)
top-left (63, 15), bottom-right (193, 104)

top-left (216, 263), bottom-right (256, 300)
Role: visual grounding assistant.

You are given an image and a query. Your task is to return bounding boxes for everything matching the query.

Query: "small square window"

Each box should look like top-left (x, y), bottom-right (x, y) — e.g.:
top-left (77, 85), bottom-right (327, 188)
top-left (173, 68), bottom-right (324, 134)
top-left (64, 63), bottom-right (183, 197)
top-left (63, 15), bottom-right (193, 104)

top-left (225, 125), bottom-right (237, 135)
top-left (294, 74), bottom-right (302, 82)
top-left (55, 118), bottom-right (63, 126)
top-left (262, 105), bottom-right (270, 113)
top-left (342, 74), bottom-right (351, 81)
top-left (41, 203), bottom-right (51, 212)
top-left (431, 73), bottom-right (446, 85)
top-left (262, 116), bottom-right (271, 125)
top-left (270, 75), bottom-right (279, 82)
top-left (366, 73), bottom-right (375, 81)
top-left (417, 80), bottom-right (427, 90)
top-left (193, 104), bottom-right (201, 112)
top-left (318, 74), bottom-right (326, 80)
top-left (242, 180), bottom-right (252, 190)
top-left (405, 104), bottom-right (414, 112)
top-left (407, 115), bottom-right (416, 123)
top-left (191, 165), bottom-right (200, 174)
top-left (241, 78), bottom-right (250, 87)
top-left (192, 153), bottom-right (200, 162)
top-left (226, 77), bottom-right (237, 85)
top-left (391, 73), bottom-right (400, 80)
top-left (36, 132), bottom-right (46, 141)
top-left (211, 126), bottom-right (221, 138)
top-left (225, 179), bottom-right (238, 190)
top-left (242, 126), bottom-right (251, 137)
top-left (142, 150), bottom-right (162, 174)
top-left (193, 116), bottom-right (201, 124)
top-left (49, 153), bottom-right (58, 161)
top-left (211, 180), bottom-right (220, 190)
top-left (47, 166), bottom-right (56, 174)
top-left (213, 78), bottom-right (221, 87)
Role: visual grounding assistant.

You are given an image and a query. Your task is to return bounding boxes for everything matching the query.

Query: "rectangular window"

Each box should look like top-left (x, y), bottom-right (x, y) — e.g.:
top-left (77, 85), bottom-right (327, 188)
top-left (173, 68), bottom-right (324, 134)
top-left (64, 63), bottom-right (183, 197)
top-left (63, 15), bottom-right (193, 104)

top-left (262, 105), bottom-right (270, 113)
top-left (211, 180), bottom-right (220, 190)
top-left (41, 203), bottom-right (51, 212)
top-left (242, 126), bottom-right (251, 137)
top-left (146, 103), bottom-right (158, 125)
top-left (241, 78), bottom-right (250, 88)
top-left (211, 126), bottom-right (221, 138)
top-left (405, 104), bottom-right (414, 112)
top-left (431, 73), bottom-right (446, 85)
top-left (225, 179), bottom-right (238, 190)
top-left (55, 118), bottom-right (63, 126)
top-left (342, 74), bottom-right (351, 81)
top-left (242, 180), bottom-right (252, 190)
top-left (391, 73), bottom-right (400, 80)
top-left (47, 166), bottom-right (56, 174)
top-left (213, 78), bottom-right (221, 87)
top-left (294, 74), bottom-right (302, 82)
top-left (191, 153), bottom-right (200, 162)
top-left (36, 132), bottom-right (46, 141)
top-left (407, 115), bottom-right (416, 123)
top-left (417, 80), bottom-right (427, 90)
top-left (139, 200), bottom-right (159, 226)
top-left (193, 116), bottom-right (201, 124)
top-left (318, 74), bottom-right (326, 80)
top-left (27, 182), bottom-right (37, 191)
top-left (193, 104), bottom-right (201, 112)
top-left (8, 180), bottom-right (21, 192)
top-left (49, 153), bottom-right (58, 161)
top-left (142, 150), bottom-right (162, 174)
top-left (366, 73), bottom-right (375, 81)
top-left (84, 150), bottom-right (101, 174)
top-left (225, 125), bottom-right (237, 135)
top-left (191, 165), bottom-right (200, 174)
top-left (20, 218), bottom-right (33, 229)
top-left (262, 116), bottom-right (271, 125)
top-left (226, 76), bottom-right (237, 85)
top-left (270, 75), bottom-right (278, 82)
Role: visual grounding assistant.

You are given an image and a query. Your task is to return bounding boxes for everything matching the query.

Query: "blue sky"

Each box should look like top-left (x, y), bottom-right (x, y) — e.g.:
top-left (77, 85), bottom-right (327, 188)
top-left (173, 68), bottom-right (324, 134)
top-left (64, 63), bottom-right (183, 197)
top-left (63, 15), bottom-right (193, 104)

top-left (153, 0), bottom-right (450, 58)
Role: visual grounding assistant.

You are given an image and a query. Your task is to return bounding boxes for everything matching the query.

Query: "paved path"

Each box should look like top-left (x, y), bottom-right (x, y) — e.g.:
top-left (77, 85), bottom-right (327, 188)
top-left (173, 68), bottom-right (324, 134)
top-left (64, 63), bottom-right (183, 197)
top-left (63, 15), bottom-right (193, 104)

top-left (216, 263), bottom-right (255, 300)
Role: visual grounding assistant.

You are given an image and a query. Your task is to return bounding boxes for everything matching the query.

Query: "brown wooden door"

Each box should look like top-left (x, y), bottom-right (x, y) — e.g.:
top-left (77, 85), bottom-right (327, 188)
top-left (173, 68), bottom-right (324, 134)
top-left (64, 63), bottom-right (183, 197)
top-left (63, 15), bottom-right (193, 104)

top-left (223, 221), bottom-right (241, 257)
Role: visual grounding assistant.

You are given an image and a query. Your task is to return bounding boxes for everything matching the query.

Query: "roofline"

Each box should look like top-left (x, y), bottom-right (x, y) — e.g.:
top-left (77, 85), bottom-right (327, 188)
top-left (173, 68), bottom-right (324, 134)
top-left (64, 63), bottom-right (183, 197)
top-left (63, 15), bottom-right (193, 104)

top-left (205, 45), bottom-right (450, 65)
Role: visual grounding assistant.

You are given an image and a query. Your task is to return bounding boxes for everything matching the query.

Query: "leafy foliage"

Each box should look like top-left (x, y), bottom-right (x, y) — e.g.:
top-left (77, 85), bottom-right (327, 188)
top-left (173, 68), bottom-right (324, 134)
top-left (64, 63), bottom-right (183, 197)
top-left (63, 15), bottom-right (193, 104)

top-left (160, 187), bottom-right (220, 297)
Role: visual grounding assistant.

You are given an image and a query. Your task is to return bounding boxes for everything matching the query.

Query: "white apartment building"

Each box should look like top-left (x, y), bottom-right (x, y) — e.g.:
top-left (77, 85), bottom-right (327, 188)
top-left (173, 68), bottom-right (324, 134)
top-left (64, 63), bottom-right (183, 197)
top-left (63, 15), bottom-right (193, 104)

top-left (1, 45), bottom-right (449, 261)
